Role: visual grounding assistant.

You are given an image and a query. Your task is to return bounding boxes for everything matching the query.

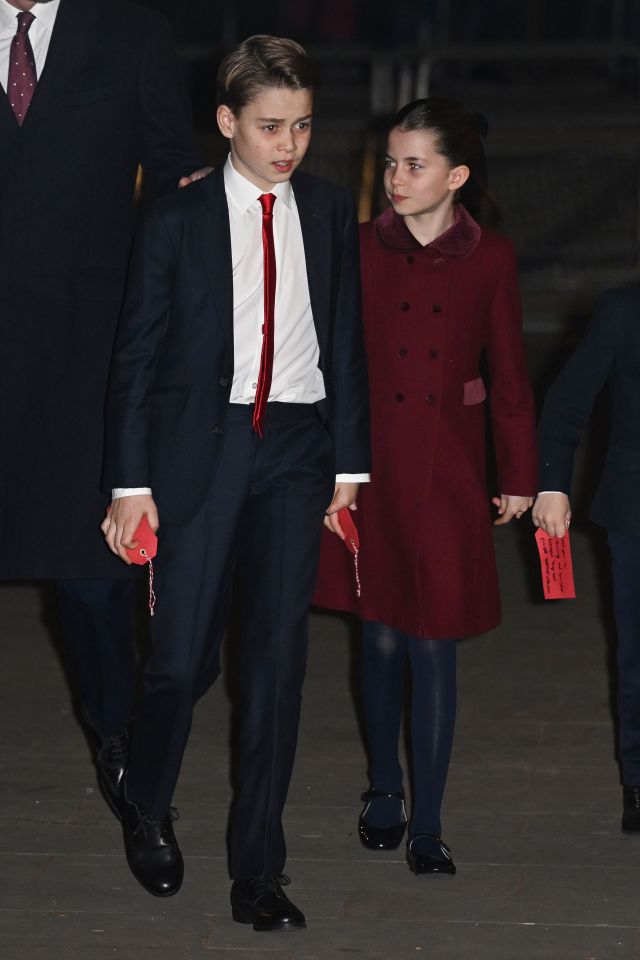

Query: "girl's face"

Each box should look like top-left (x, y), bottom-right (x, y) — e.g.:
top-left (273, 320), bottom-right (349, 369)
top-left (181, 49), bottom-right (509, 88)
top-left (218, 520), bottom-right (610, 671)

top-left (383, 127), bottom-right (468, 217)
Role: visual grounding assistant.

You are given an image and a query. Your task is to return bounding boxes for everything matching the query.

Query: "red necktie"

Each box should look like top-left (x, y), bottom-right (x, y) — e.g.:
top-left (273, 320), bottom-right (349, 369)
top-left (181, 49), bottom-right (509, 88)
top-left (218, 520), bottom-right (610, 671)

top-left (253, 193), bottom-right (277, 437)
top-left (8, 11), bottom-right (37, 126)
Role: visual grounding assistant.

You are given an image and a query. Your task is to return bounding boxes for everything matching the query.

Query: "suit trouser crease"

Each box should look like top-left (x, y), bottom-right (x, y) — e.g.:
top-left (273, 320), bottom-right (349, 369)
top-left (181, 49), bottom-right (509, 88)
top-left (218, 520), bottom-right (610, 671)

top-left (125, 403), bottom-right (334, 877)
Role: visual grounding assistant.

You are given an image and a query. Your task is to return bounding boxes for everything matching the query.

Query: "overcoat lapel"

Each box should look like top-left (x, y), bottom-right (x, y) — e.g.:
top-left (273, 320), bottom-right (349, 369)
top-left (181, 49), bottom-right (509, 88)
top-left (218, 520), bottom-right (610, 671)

top-left (199, 168), bottom-right (234, 357)
top-left (293, 177), bottom-right (331, 357)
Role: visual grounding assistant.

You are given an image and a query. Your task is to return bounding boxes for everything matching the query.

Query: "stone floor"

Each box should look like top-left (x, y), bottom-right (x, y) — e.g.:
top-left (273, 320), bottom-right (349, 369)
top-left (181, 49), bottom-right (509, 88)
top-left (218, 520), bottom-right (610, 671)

top-left (1, 506), bottom-right (638, 959)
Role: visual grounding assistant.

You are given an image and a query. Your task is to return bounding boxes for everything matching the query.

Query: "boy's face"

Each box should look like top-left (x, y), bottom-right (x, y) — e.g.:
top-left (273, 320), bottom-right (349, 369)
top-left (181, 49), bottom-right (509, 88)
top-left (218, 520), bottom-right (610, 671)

top-left (217, 86), bottom-right (313, 192)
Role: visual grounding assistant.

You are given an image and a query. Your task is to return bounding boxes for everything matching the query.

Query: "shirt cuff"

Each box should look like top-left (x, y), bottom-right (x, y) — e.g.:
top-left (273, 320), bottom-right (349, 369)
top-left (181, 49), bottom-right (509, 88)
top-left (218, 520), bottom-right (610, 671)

top-left (335, 473), bottom-right (370, 483)
top-left (537, 491), bottom-right (566, 496)
top-left (112, 487), bottom-right (153, 499)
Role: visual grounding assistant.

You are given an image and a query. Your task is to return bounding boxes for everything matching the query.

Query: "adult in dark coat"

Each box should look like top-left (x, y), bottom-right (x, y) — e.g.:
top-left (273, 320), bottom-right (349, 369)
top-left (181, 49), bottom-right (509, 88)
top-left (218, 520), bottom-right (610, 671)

top-left (0, 0), bottom-right (202, 793)
top-left (315, 98), bottom-right (538, 876)
top-left (532, 284), bottom-right (640, 833)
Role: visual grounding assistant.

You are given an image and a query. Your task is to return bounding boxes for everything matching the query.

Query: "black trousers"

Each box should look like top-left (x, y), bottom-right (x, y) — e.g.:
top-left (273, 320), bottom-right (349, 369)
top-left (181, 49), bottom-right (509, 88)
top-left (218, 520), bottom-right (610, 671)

top-left (55, 578), bottom-right (138, 739)
top-left (609, 530), bottom-right (640, 784)
top-left (125, 403), bottom-right (335, 878)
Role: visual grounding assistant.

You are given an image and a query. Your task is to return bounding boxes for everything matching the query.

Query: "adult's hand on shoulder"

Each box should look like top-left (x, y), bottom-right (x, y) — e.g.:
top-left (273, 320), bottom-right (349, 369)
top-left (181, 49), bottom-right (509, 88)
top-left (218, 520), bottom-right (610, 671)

top-left (101, 494), bottom-right (159, 564)
top-left (531, 492), bottom-right (571, 538)
top-left (492, 494), bottom-right (535, 526)
top-left (324, 482), bottom-right (359, 539)
top-left (178, 166), bottom-right (214, 188)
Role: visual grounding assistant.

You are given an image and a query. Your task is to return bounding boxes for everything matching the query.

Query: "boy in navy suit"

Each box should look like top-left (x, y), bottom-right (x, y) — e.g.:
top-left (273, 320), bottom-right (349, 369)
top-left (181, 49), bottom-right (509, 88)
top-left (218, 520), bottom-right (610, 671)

top-left (533, 285), bottom-right (640, 835)
top-left (101, 35), bottom-right (370, 929)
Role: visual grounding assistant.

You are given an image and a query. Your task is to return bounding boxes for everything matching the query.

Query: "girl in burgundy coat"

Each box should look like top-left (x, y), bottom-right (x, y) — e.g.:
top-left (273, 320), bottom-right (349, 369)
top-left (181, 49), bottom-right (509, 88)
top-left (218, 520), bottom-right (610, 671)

top-left (315, 98), bottom-right (538, 875)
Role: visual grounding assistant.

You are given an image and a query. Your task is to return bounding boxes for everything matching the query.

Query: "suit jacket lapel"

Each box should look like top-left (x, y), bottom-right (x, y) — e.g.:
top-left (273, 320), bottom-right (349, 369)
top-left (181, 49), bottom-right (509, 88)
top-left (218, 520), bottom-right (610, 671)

top-left (199, 168), bottom-right (234, 356)
top-left (293, 175), bottom-right (331, 356)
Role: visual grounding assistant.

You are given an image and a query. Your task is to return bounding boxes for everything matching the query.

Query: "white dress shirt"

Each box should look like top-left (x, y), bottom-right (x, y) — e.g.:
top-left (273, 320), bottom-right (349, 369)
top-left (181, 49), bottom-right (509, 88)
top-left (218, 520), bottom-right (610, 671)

top-left (113, 156), bottom-right (369, 497)
top-left (0, 0), bottom-right (59, 91)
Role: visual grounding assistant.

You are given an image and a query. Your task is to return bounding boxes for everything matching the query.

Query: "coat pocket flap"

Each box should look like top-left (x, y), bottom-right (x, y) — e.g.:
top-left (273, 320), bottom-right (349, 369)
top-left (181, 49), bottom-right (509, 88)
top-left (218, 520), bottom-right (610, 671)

top-left (463, 377), bottom-right (487, 405)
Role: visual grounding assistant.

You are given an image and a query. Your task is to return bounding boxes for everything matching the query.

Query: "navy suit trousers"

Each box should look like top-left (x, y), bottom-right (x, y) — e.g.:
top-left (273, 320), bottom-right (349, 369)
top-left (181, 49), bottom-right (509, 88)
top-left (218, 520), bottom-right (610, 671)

top-left (125, 402), bottom-right (335, 878)
top-left (609, 530), bottom-right (640, 784)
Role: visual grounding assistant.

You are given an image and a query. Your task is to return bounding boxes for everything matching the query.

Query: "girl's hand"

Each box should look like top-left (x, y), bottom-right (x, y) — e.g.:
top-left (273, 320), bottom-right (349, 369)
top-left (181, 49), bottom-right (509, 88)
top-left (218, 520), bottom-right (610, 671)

top-left (492, 494), bottom-right (535, 526)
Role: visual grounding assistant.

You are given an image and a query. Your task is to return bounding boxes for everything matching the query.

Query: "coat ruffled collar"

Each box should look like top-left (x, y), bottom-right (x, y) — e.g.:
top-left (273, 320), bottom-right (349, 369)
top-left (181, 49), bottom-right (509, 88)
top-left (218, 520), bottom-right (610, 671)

top-left (374, 202), bottom-right (481, 258)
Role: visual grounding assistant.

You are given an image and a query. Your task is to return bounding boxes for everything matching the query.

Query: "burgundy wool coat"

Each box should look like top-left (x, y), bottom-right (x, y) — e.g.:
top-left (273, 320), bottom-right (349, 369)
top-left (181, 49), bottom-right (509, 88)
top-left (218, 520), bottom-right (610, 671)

top-left (314, 204), bottom-right (538, 639)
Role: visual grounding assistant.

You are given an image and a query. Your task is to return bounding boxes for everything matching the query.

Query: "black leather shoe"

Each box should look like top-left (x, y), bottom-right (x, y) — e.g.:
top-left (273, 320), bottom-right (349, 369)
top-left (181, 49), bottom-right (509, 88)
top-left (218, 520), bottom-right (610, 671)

top-left (622, 785), bottom-right (640, 832)
top-left (358, 788), bottom-right (407, 850)
top-left (122, 800), bottom-right (183, 897)
top-left (96, 729), bottom-right (129, 819)
top-left (230, 874), bottom-right (306, 931)
top-left (406, 834), bottom-right (456, 875)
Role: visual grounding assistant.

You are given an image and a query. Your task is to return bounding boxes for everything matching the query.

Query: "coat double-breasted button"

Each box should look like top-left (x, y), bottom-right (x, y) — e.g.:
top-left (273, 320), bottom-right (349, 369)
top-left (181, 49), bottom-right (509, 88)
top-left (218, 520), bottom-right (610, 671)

top-left (398, 347), bottom-right (408, 357)
top-left (432, 304), bottom-right (442, 314)
top-left (401, 302), bottom-right (410, 312)
top-left (395, 393), bottom-right (405, 402)
top-left (425, 394), bottom-right (437, 405)
top-left (429, 348), bottom-right (438, 359)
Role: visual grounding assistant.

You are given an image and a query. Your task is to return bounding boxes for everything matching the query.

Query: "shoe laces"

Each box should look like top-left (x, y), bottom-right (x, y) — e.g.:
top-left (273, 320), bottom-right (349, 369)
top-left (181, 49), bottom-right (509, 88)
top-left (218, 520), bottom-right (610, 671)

top-left (100, 729), bottom-right (130, 762)
top-left (249, 874), bottom-right (290, 897)
top-left (629, 786), bottom-right (640, 810)
top-left (132, 805), bottom-right (179, 839)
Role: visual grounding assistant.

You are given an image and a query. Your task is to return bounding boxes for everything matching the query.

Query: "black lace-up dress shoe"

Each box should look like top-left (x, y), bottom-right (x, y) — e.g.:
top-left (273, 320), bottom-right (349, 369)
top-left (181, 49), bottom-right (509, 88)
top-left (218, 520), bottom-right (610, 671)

top-left (358, 788), bottom-right (408, 850)
top-left (406, 834), bottom-right (456, 875)
top-left (97, 728), bottom-right (129, 819)
top-left (622, 785), bottom-right (640, 832)
top-left (230, 874), bottom-right (306, 931)
top-left (122, 800), bottom-right (183, 897)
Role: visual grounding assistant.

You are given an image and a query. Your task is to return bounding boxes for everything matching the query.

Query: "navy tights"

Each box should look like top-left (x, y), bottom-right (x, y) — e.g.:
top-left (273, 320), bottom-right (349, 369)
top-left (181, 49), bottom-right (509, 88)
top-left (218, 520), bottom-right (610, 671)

top-left (360, 620), bottom-right (457, 837)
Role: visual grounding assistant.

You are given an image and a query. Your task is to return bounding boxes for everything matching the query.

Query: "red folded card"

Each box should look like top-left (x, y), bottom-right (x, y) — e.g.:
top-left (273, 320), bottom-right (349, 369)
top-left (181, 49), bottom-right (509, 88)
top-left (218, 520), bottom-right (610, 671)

top-left (338, 507), bottom-right (360, 556)
top-left (125, 515), bottom-right (158, 566)
top-left (535, 528), bottom-right (576, 600)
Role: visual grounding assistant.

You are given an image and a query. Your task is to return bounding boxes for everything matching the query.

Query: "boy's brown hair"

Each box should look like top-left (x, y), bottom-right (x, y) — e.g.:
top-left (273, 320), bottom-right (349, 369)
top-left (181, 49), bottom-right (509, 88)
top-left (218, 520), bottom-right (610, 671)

top-left (216, 35), bottom-right (317, 114)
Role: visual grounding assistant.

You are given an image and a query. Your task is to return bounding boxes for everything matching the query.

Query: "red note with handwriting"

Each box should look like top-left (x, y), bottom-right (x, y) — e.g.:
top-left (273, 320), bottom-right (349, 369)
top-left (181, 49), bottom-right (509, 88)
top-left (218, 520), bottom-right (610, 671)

top-left (535, 528), bottom-right (576, 600)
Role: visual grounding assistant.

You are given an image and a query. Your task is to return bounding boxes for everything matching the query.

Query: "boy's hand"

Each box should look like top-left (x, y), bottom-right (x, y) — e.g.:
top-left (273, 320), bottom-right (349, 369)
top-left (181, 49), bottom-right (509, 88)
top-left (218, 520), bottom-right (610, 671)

top-left (492, 494), bottom-right (535, 526)
top-left (532, 492), bottom-right (571, 539)
top-left (324, 482), bottom-right (359, 539)
top-left (178, 166), bottom-right (213, 188)
top-left (101, 494), bottom-right (159, 564)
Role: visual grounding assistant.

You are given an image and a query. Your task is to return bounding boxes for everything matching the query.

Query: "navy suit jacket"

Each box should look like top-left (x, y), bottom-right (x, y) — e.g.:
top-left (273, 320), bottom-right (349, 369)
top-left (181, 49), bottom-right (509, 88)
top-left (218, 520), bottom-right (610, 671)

top-left (104, 166), bottom-right (371, 525)
top-left (538, 284), bottom-right (640, 535)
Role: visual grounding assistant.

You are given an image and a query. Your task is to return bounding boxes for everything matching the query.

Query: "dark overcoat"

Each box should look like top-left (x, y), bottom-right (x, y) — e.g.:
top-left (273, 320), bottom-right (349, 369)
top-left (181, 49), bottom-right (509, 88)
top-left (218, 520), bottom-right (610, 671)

top-left (538, 284), bottom-right (640, 536)
top-left (102, 167), bottom-right (371, 519)
top-left (0, 0), bottom-right (201, 579)
top-left (314, 205), bottom-right (538, 639)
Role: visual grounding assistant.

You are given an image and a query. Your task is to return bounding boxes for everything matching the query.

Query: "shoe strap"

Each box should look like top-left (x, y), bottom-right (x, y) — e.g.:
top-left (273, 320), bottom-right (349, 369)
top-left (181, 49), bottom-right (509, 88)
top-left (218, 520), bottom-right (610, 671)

top-left (361, 788), bottom-right (405, 802)
top-left (408, 833), bottom-right (452, 855)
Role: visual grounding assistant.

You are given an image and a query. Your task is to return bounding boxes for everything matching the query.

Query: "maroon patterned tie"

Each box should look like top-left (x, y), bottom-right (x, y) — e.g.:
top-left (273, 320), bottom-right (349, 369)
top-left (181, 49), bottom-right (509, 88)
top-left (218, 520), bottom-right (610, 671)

top-left (8, 11), bottom-right (37, 126)
top-left (252, 194), bottom-right (277, 437)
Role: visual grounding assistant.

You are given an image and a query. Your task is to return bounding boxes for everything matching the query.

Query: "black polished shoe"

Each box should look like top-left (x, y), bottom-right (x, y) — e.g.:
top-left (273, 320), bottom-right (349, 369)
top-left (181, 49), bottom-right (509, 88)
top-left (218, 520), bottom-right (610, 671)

top-left (230, 874), bottom-right (306, 931)
top-left (358, 788), bottom-right (407, 850)
top-left (406, 834), bottom-right (456, 875)
top-left (96, 728), bottom-right (129, 819)
top-left (622, 785), bottom-right (640, 832)
top-left (122, 799), bottom-right (183, 897)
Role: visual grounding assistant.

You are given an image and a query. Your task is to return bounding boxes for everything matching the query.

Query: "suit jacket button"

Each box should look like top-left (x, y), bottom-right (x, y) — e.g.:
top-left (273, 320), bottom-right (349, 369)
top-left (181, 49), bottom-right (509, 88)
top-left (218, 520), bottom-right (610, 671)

top-left (432, 304), bottom-right (442, 313)
top-left (211, 424), bottom-right (223, 435)
top-left (219, 377), bottom-right (229, 387)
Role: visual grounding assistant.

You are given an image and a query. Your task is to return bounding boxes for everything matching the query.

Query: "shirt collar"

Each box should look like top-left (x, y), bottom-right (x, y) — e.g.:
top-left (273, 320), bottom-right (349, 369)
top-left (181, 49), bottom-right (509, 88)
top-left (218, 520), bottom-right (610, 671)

top-left (224, 154), bottom-right (292, 213)
top-left (0, 0), bottom-right (60, 35)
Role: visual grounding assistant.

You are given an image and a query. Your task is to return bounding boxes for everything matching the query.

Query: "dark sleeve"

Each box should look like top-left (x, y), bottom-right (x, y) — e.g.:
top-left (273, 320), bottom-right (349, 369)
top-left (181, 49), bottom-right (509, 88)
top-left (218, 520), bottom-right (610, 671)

top-left (537, 295), bottom-right (616, 493)
top-left (103, 204), bottom-right (177, 489)
top-left (486, 240), bottom-right (539, 496)
top-left (329, 193), bottom-right (371, 474)
top-left (136, 13), bottom-right (203, 198)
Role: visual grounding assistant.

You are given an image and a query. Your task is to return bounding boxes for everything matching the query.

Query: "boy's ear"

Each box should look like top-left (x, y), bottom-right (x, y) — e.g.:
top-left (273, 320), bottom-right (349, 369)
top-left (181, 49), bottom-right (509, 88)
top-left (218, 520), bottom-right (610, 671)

top-left (217, 104), bottom-right (236, 140)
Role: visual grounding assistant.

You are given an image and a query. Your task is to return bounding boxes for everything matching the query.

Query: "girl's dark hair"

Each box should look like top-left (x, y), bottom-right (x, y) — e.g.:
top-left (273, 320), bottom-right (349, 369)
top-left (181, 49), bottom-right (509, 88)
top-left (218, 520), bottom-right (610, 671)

top-left (392, 97), bottom-right (500, 227)
top-left (217, 35), bottom-right (317, 114)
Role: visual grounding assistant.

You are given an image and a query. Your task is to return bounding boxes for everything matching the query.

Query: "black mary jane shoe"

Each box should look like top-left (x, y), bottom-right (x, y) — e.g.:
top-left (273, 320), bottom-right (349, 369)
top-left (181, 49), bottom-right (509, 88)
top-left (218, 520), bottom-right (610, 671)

top-left (622, 785), bottom-right (640, 833)
top-left (230, 874), bottom-right (306, 931)
top-left (406, 834), bottom-right (456, 875)
top-left (358, 788), bottom-right (408, 850)
top-left (96, 728), bottom-right (130, 820)
top-left (122, 800), bottom-right (184, 897)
